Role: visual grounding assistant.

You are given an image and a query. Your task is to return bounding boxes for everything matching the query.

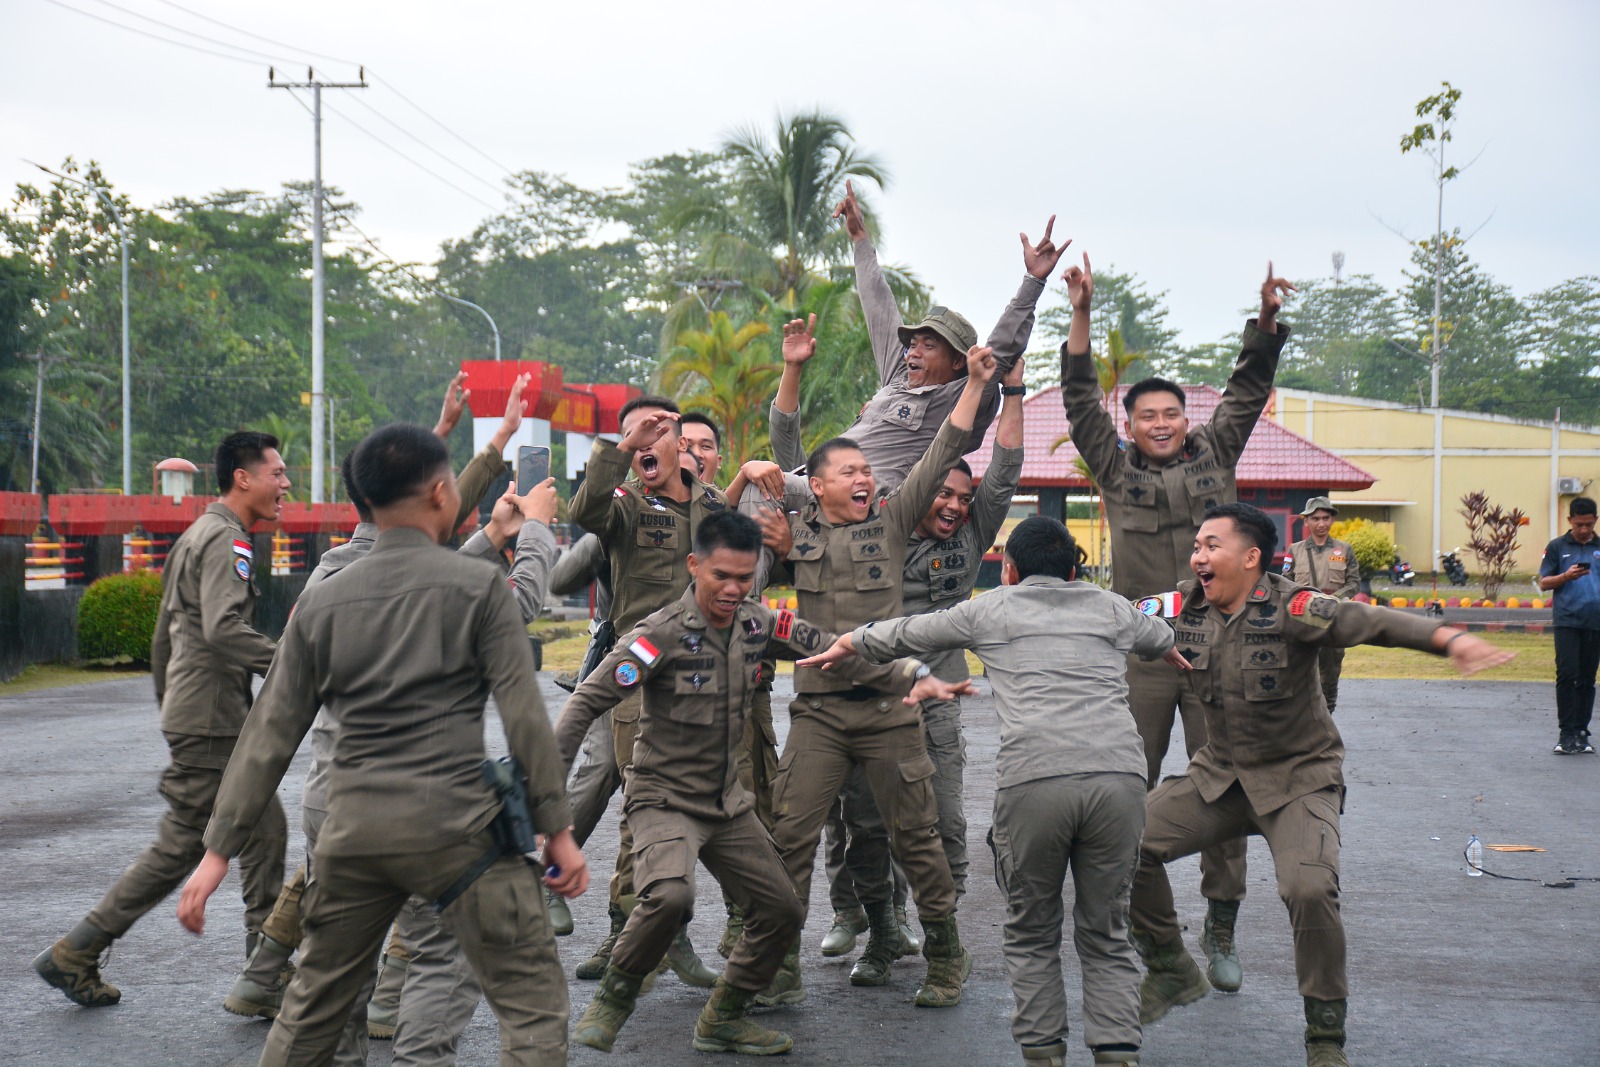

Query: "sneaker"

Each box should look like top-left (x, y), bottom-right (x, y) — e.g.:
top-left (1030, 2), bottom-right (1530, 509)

top-left (1554, 734), bottom-right (1576, 755)
top-left (1579, 733), bottom-right (1596, 754)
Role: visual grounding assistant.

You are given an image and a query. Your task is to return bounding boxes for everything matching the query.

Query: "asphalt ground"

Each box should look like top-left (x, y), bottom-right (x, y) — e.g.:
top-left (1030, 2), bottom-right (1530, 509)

top-left (4, 673), bottom-right (1598, 1066)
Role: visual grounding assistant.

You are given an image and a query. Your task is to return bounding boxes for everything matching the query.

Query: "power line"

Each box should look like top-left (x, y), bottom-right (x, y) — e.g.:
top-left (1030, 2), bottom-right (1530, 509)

top-left (344, 94), bottom-right (506, 196)
top-left (148, 0), bottom-right (357, 66)
top-left (78, 0), bottom-right (299, 65)
top-left (43, 0), bottom-right (260, 65)
top-left (362, 73), bottom-right (517, 178)
top-left (320, 98), bottom-right (499, 212)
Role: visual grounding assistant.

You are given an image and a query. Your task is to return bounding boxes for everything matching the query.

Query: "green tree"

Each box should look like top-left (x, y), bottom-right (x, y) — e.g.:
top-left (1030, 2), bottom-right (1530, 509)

top-left (657, 312), bottom-right (779, 481)
top-left (1399, 79), bottom-right (1464, 407)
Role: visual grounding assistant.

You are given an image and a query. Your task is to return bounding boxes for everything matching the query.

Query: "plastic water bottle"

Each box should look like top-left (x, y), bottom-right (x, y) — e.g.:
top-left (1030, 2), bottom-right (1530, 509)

top-left (1465, 834), bottom-right (1483, 877)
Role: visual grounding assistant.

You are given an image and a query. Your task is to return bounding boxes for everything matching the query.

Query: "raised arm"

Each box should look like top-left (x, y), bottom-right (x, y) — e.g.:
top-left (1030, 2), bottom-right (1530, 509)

top-left (1205, 263), bottom-right (1294, 466)
top-left (1057, 254), bottom-right (1124, 489)
top-left (769, 314), bottom-right (816, 470)
top-left (550, 533), bottom-right (605, 598)
top-left (555, 624), bottom-right (663, 770)
top-left (570, 412), bottom-right (679, 538)
top-left (969, 358), bottom-right (1027, 551)
top-left (853, 600), bottom-right (981, 664)
top-left (498, 479), bottom-right (560, 622)
top-left (454, 372), bottom-right (531, 529)
top-left (836, 182), bottom-right (906, 385)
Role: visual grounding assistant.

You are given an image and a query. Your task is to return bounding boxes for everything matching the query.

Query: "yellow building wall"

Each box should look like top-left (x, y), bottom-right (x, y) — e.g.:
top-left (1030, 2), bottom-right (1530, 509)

top-left (1271, 390), bottom-right (1600, 574)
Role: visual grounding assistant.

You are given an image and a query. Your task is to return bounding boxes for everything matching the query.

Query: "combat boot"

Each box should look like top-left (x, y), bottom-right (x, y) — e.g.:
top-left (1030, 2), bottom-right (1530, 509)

top-left (1131, 929), bottom-right (1210, 1024)
top-left (820, 906), bottom-right (866, 957)
top-left (1198, 899), bottom-right (1242, 992)
top-left (666, 924), bottom-right (718, 987)
top-left (849, 902), bottom-right (900, 986)
top-left (1304, 997), bottom-right (1351, 1067)
top-left (366, 943), bottom-right (409, 1039)
top-left (754, 938), bottom-right (805, 1007)
top-left (1021, 1041), bottom-right (1067, 1066)
top-left (895, 904), bottom-right (922, 958)
top-left (573, 965), bottom-right (647, 1053)
top-left (1092, 1047), bottom-right (1141, 1065)
top-left (34, 920), bottom-right (120, 1007)
top-left (718, 902), bottom-right (745, 959)
top-left (691, 979), bottom-right (794, 1055)
top-left (545, 887), bottom-right (574, 937)
top-left (576, 902), bottom-right (626, 981)
top-left (913, 915), bottom-right (971, 1007)
top-left (223, 934), bottom-right (295, 1019)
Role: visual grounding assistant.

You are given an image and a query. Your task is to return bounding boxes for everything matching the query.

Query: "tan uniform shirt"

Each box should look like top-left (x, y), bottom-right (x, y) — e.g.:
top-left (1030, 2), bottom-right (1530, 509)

top-left (569, 439), bottom-right (729, 635)
top-left (785, 416), bottom-right (968, 696)
top-left (823, 237), bottom-right (1043, 494)
top-left (1290, 537), bottom-right (1359, 598)
top-left (204, 526), bottom-right (572, 859)
top-left (150, 501), bottom-right (276, 737)
top-left (1167, 572), bottom-right (1443, 815)
top-left (1062, 321), bottom-right (1288, 600)
top-left (556, 589), bottom-right (923, 822)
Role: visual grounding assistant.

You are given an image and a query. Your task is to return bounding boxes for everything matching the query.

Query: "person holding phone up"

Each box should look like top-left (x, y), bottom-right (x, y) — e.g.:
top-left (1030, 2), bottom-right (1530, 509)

top-left (1538, 495), bottom-right (1600, 755)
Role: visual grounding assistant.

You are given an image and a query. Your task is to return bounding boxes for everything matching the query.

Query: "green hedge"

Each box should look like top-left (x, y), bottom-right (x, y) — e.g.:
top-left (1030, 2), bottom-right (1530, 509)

top-left (77, 569), bottom-right (163, 664)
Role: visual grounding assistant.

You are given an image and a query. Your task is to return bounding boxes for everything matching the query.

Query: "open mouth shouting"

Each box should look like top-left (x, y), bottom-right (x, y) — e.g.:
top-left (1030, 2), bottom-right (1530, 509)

top-left (850, 489), bottom-right (872, 515)
top-left (930, 506), bottom-right (962, 538)
top-left (1194, 563), bottom-right (1216, 597)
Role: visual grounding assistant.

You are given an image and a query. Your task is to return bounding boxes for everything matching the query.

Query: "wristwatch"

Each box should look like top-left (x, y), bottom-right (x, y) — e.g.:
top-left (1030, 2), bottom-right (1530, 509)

top-left (1000, 385), bottom-right (1026, 396)
top-left (913, 663), bottom-right (932, 680)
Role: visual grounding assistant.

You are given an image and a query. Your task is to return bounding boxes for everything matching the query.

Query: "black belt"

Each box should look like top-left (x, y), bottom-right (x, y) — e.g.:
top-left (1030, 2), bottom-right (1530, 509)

top-left (836, 685), bottom-right (887, 702)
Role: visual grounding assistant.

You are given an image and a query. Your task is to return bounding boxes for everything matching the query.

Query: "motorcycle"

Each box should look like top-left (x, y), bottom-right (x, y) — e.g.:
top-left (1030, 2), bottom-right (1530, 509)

top-left (1439, 548), bottom-right (1469, 587)
top-left (1390, 559), bottom-right (1416, 586)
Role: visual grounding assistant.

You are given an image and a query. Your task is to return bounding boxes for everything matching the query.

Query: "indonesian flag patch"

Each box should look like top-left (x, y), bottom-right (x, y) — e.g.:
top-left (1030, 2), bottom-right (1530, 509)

top-left (628, 636), bottom-right (660, 666)
top-left (614, 486), bottom-right (629, 498)
top-left (232, 538), bottom-right (253, 559)
top-left (1135, 591), bottom-right (1183, 618)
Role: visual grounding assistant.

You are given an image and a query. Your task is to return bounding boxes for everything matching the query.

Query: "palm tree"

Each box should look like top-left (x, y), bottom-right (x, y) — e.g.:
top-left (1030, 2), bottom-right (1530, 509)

top-left (656, 312), bottom-right (780, 482)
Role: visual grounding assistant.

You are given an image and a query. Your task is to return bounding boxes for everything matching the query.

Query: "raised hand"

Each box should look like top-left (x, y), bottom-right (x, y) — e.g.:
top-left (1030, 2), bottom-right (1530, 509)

top-left (486, 488), bottom-right (529, 547)
top-left (1063, 252), bottom-right (1093, 314)
top-left (782, 314), bottom-right (818, 366)
top-left (1020, 215), bottom-right (1071, 280)
top-left (740, 461), bottom-right (787, 501)
top-left (517, 477), bottom-right (560, 525)
top-left (502, 373), bottom-right (532, 435)
top-left (966, 344), bottom-right (998, 385)
top-left (1260, 261), bottom-right (1296, 330)
top-left (618, 409), bottom-right (680, 453)
top-left (755, 505), bottom-right (793, 557)
top-left (831, 180), bottom-right (867, 242)
top-left (434, 370), bottom-right (470, 439)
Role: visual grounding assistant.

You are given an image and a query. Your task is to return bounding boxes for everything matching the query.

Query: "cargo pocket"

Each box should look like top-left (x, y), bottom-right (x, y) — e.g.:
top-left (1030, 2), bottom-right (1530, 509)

top-left (635, 835), bottom-right (693, 895)
top-left (1116, 482), bottom-right (1160, 533)
top-left (894, 754), bottom-right (938, 831)
top-left (468, 857), bottom-right (546, 948)
top-left (1242, 666), bottom-right (1294, 702)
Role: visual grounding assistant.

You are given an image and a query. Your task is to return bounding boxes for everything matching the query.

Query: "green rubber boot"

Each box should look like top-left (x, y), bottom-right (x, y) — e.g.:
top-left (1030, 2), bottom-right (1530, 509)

top-left (224, 934), bottom-right (296, 1019)
top-left (666, 924), bottom-right (718, 988)
top-left (1198, 899), bottom-right (1242, 992)
top-left (692, 980), bottom-right (795, 1055)
top-left (820, 907), bottom-right (866, 958)
top-left (1131, 929), bottom-right (1210, 1024)
top-left (913, 915), bottom-right (972, 1007)
top-left (1021, 1041), bottom-right (1067, 1066)
top-left (754, 938), bottom-right (805, 1007)
top-left (545, 887), bottom-right (574, 937)
top-left (573, 965), bottom-right (646, 1053)
top-left (366, 945), bottom-right (409, 1039)
top-left (895, 905), bottom-right (922, 958)
top-left (1304, 997), bottom-right (1351, 1067)
top-left (576, 902), bottom-right (626, 981)
top-left (34, 920), bottom-right (120, 1007)
top-left (848, 902), bottom-right (900, 986)
top-left (718, 903), bottom-right (745, 960)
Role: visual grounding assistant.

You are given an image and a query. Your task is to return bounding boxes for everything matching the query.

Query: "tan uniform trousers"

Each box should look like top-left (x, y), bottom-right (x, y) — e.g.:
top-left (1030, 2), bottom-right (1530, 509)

top-left (608, 690), bottom-right (645, 905)
top-left (990, 772), bottom-right (1146, 1052)
top-left (1124, 655), bottom-right (1247, 903)
top-left (1318, 645), bottom-right (1345, 714)
top-left (612, 806), bottom-right (803, 991)
top-left (88, 733), bottom-right (286, 941)
top-left (739, 683), bottom-right (779, 831)
top-left (772, 694), bottom-right (956, 924)
top-left (260, 830), bottom-right (565, 1067)
top-left (1130, 777), bottom-right (1347, 1002)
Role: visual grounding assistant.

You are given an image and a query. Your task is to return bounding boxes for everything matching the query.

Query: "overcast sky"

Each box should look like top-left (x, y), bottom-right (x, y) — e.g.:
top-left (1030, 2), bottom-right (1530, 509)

top-left (5, 0), bottom-right (1597, 356)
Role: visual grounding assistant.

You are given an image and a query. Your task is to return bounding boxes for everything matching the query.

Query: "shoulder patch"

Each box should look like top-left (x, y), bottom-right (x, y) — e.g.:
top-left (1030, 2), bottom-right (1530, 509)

top-left (234, 557), bottom-right (252, 581)
top-left (613, 485), bottom-right (629, 498)
top-left (1289, 589), bottom-right (1315, 616)
top-left (774, 609), bottom-right (794, 641)
top-left (1135, 591), bottom-right (1183, 618)
top-left (627, 637), bottom-right (660, 665)
top-left (231, 538), bottom-right (253, 559)
top-left (613, 660), bottom-right (641, 687)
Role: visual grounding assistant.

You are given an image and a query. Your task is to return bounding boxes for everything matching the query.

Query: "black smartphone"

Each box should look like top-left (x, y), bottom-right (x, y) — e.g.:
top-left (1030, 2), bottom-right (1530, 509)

top-left (516, 445), bottom-right (551, 495)
top-left (1577, 561), bottom-right (1593, 573)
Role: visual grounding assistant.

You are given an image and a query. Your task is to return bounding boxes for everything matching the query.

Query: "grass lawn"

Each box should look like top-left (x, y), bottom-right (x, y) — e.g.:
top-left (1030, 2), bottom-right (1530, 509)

top-left (0, 662), bottom-right (149, 695)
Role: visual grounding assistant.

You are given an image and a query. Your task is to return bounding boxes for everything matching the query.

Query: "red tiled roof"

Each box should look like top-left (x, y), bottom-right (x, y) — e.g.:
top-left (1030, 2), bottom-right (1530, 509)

top-left (968, 385), bottom-right (1374, 491)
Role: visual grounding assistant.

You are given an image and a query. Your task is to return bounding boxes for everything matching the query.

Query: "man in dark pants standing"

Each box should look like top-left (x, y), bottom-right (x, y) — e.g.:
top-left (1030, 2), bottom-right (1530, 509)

top-left (1538, 495), bottom-right (1600, 754)
top-left (34, 431), bottom-right (289, 1008)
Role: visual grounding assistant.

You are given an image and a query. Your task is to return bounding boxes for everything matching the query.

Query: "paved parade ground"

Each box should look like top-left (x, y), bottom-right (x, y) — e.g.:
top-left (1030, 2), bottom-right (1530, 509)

top-left (4, 673), bottom-right (1597, 1066)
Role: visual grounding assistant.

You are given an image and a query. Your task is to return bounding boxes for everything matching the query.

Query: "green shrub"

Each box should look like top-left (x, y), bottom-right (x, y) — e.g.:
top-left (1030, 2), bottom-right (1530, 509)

top-left (77, 569), bottom-right (163, 664)
top-left (1330, 518), bottom-right (1397, 577)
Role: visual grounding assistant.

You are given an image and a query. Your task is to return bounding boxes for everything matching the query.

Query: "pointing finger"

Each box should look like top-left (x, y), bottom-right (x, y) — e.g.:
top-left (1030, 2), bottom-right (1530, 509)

top-left (1041, 214), bottom-right (1055, 244)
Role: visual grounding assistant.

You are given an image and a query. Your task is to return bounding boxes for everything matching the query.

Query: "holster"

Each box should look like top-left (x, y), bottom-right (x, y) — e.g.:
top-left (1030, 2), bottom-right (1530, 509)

top-left (434, 756), bottom-right (540, 912)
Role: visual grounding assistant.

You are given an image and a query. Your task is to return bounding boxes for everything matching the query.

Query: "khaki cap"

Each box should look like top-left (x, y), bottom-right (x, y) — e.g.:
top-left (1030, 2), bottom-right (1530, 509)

top-left (897, 305), bottom-right (977, 356)
top-left (1300, 496), bottom-right (1339, 517)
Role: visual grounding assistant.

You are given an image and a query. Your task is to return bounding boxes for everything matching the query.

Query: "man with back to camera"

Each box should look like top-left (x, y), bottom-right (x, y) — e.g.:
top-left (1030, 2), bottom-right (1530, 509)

top-left (1538, 495), bottom-right (1600, 754)
top-left (177, 422), bottom-right (588, 1067)
top-left (1288, 497), bottom-right (1360, 714)
top-left (799, 515), bottom-right (1185, 1067)
top-left (1128, 502), bottom-right (1511, 1067)
top-left (1060, 252), bottom-right (1293, 993)
top-left (34, 431), bottom-right (289, 1009)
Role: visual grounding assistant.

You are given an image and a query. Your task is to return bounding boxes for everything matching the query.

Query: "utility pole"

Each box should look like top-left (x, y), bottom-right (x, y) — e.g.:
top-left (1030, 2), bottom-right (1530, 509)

top-left (28, 352), bottom-right (53, 495)
top-left (270, 66), bottom-right (366, 503)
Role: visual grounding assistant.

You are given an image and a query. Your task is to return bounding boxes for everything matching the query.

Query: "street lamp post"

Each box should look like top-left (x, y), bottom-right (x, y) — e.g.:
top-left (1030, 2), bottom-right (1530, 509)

top-left (25, 162), bottom-right (132, 494)
top-left (438, 293), bottom-right (501, 361)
